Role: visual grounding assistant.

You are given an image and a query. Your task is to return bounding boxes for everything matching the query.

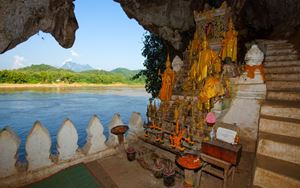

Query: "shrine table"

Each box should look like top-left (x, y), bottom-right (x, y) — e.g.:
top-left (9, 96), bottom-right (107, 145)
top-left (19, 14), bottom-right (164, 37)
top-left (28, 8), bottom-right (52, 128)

top-left (200, 153), bottom-right (236, 188)
top-left (200, 140), bottom-right (242, 188)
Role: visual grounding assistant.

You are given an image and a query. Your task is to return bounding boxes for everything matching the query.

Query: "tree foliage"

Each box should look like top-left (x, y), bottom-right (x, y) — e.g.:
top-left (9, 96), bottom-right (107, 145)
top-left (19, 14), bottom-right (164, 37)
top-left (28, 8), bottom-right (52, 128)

top-left (134, 32), bottom-right (167, 98)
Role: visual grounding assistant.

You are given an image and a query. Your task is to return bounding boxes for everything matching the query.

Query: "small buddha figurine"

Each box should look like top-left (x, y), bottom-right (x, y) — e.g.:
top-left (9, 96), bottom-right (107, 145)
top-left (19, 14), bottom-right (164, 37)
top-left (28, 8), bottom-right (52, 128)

top-left (159, 55), bottom-right (175, 101)
top-left (189, 36), bottom-right (221, 83)
top-left (221, 18), bottom-right (238, 62)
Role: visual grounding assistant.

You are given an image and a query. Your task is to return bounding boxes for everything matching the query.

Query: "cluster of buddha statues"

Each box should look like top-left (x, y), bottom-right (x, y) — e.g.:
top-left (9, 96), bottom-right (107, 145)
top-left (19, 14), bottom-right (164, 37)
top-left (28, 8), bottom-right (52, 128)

top-left (146, 96), bottom-right (204, 151)
top-left (145, 15), bottom-right (238, 152)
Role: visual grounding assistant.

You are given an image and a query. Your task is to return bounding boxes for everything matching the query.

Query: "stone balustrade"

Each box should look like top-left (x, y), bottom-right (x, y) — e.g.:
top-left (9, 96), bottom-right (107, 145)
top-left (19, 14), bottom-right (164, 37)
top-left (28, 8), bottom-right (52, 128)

top-left (0, 112), bottom-right (144, 187)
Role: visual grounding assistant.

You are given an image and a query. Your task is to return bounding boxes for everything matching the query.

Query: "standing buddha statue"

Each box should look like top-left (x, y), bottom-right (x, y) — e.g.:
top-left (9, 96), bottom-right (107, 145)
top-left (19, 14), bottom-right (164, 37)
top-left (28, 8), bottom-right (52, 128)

top-left (159, 55), bottom-right (175, 101)
top-left (220, 18), bottom-right (238, 62)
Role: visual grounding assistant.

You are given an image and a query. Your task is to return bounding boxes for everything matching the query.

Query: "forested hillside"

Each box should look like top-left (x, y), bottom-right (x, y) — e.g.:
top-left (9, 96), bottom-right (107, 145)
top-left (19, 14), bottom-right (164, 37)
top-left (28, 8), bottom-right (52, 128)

top-left (0, 64), bottom-right (144, 84)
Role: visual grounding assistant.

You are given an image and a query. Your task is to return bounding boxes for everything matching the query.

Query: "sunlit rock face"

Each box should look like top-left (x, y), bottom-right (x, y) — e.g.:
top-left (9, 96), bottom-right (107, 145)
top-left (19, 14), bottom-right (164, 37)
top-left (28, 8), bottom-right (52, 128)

top-left (0, 0), bottom-right (78, 54)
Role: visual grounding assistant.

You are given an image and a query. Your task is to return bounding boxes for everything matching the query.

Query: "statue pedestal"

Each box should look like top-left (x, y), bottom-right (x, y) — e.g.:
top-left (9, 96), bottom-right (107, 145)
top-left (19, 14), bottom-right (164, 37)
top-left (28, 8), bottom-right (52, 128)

top-left (221, 71), bottom-right (266, 152)
top-left (238, 70), bottom-right (264, 84)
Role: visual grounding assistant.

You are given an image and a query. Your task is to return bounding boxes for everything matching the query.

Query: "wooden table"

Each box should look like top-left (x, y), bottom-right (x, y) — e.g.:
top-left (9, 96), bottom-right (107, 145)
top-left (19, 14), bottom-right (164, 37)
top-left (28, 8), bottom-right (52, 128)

top-left (201, 140), bottom-right (242, 165)
top-left (200, 153), bottom-right (236, 188)
top-left (200, 140), bottom-right (242, 188)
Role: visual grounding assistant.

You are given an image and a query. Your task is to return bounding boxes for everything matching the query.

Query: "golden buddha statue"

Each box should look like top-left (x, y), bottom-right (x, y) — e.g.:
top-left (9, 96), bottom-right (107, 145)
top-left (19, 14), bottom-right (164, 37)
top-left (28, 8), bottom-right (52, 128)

top-left (199, 76), bottom-right (225, 104)
top-left (189, 36), bottom-right (221, 83)
top-left (220, 18), bottom-right (238, 62)
top-left (159, 54), bottom-right (175, 101)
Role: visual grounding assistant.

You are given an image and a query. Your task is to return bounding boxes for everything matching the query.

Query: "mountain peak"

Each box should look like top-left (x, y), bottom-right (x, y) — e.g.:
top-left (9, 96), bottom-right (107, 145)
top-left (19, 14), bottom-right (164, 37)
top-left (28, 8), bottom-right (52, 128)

top-left (61, 61), bottom-right (94, 72)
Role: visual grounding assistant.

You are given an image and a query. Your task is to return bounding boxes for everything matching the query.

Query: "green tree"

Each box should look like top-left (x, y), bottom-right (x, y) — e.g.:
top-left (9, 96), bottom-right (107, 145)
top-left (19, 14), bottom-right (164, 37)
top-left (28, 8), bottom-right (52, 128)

top-left (134, 32), bottom-right (167, 98)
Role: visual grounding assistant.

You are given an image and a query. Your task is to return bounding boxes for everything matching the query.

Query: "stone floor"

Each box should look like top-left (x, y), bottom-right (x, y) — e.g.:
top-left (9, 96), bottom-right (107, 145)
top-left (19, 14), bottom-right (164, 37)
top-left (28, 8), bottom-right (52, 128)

top-left (84, 139), bottom-right (255, 188)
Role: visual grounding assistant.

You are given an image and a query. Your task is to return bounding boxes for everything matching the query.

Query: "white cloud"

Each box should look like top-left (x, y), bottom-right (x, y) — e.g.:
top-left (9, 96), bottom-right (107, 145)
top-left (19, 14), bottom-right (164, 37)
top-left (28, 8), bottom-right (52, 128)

top-left (71, 50), bottom-right (79, 57)
top-left (12, 55), bottom-right (25, 69)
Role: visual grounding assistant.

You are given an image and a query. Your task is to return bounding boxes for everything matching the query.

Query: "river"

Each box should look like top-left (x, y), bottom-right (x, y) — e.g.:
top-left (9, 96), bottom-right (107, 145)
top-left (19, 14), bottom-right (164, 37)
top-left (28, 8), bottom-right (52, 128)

top-left (0, 87), bottom-right (150, 161)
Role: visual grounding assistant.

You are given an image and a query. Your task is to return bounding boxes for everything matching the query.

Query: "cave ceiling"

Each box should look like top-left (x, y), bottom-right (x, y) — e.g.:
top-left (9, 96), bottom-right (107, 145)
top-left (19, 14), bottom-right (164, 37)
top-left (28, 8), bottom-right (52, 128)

top-left (0, 0), bottom-right (299, 54)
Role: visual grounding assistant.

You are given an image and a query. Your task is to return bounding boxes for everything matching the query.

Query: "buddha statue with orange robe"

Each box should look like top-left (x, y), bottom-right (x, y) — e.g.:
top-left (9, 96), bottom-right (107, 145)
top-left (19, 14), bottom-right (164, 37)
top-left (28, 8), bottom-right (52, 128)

top-left (199, 76), bottom-right (225, 104)
top-left (221, 18), bottom-right (238, 62)
top-left (189, 36), bottom-right (221, 83)
top-left (159, 55), bottom-right (175, 101)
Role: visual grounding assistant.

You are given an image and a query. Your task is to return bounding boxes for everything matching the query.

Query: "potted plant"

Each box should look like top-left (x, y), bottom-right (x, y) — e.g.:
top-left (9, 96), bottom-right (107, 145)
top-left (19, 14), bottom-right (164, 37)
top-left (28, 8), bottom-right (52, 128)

top-left (126, 147), bottom-right (136, 161)
top-left (163, 160), bottom-right (176, 187)
top-left (152, 158), bottom-right (164, 178)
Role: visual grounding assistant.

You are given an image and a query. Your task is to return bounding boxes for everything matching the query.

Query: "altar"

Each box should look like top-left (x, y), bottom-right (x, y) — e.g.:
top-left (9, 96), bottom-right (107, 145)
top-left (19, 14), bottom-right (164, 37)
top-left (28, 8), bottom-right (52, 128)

top-left (143, 2), bottom-right (239, 154)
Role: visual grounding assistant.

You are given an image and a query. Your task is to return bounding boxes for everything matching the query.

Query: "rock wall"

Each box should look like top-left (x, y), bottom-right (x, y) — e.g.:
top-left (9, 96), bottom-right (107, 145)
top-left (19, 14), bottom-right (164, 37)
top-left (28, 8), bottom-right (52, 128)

top-left (0, 0), bottom-right (78, 54)
top-left (117, 0), bottom-right (300, 50)
top-left (1, 0), bottom-right (299, 54)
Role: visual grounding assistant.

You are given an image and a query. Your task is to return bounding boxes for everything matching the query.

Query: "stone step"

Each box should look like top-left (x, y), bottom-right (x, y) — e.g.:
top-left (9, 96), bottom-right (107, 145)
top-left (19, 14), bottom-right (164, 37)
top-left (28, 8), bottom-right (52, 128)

top-left (264, 60), bottom-right (300, 67)
top-left (267, 44), bottom-right (294, 49)
top-left (265, 54), bottom-right (299, 61)
top-left (267, 91), bottom-right (300, 101)
top-left (265, 73), bottom-right (300, 81)
top-left (260, 100), bottom-right (300, 120)
top-left (256, 39), bottom-right (289, 44)
top-left (266, 48), bottom-right (297, 56)
top-left (257, 133), bottom-right (300, 165)
top-left (253, 156), bottom-right (300, 188)
top-left (259, 115), bottom-right (300, 138)
top-left (264, 43), bottom-right (294, 49)
top-left (265, 65), bottom-right (300, 74)
top-left (266, 81), bottom-right (300, 91)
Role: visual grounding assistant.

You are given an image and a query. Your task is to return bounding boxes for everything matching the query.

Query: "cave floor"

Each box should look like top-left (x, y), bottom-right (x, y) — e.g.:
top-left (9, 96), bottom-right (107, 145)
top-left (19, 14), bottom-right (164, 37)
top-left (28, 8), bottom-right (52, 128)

top-left (27, 139), bottom-right (255, 188)
top-left (86, 139), bottom-right (255, 188)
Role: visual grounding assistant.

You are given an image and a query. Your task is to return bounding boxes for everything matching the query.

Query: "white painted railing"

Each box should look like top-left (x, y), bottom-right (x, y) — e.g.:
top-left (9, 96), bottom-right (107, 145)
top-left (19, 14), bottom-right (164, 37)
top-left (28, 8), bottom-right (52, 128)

top-left (0, 112), bottom-right (144, 187)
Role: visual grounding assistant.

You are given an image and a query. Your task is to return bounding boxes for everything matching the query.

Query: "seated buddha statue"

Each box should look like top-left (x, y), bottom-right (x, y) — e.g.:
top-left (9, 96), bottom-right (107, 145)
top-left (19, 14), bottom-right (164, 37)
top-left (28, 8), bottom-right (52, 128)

top-left (220, 18), bottom-right (238, 62)
top-left (159, 55), bottom-right (175, 101)
top-left (199, 76), bottom-right (225, 104)
top-left (189, 36), bottom-right (221, 83)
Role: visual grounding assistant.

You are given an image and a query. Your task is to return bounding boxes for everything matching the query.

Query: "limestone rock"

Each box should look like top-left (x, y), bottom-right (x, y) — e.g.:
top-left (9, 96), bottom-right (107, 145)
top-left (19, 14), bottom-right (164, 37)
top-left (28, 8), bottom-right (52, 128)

top-left (0, 0), bottom-right (78, 54)
top-left (117, 0), bottom-right (300, 50)
top-left (26, 121), bottom-right (52, 171)
top-left (1, 0), bottom-right (300, 53)
top-left (83, 115), bottom-right (107, 155)
top-left (57, 119), bottom-right (78, 161)
top-left (0, 127), bottom-right (20, 178)
top-left (117, 0), bottom-right (200, 50)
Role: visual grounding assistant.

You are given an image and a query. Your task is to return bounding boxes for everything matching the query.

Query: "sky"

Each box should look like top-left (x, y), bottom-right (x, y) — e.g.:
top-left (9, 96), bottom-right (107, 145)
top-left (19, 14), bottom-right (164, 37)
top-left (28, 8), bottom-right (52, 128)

top-left (0, 1), bottom-right (146, 71)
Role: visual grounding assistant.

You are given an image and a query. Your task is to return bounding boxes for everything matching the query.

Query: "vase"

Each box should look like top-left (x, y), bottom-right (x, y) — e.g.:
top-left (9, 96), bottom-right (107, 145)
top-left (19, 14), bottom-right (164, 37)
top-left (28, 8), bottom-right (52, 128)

top-left (126, 148), bottom-right (136, 161)
top-left (163, 171), bottom-right (175, 187)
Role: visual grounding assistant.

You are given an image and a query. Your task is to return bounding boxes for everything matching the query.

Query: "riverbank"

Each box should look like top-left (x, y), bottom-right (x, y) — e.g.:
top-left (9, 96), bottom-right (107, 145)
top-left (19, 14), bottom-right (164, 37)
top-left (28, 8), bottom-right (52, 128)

top-left (0, 83), bottom-right (145, 88)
